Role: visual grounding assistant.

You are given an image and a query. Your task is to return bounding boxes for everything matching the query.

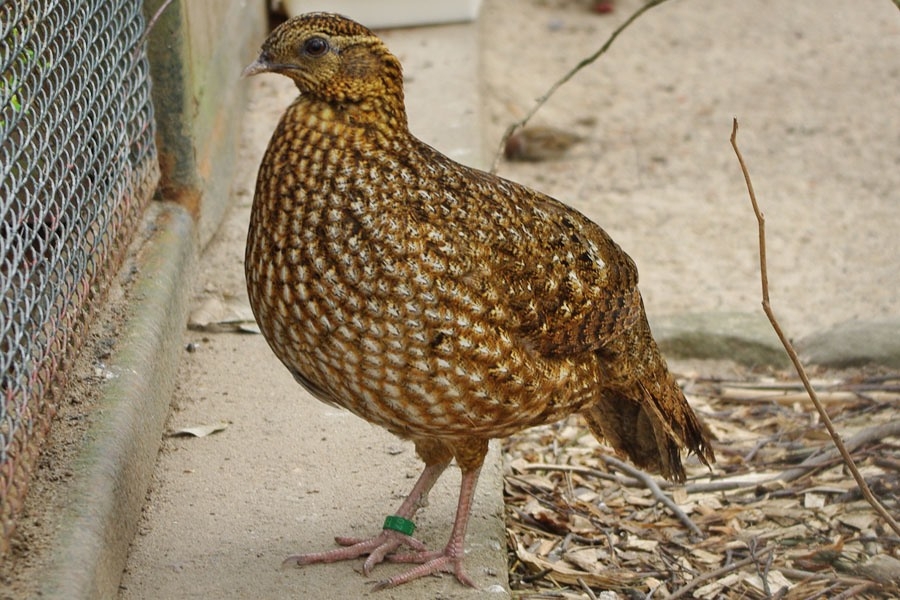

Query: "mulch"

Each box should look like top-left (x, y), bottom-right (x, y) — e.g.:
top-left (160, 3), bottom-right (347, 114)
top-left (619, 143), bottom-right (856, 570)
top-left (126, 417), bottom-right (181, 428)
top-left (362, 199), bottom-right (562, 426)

top-left (503, 368), bottom-right (900, 599)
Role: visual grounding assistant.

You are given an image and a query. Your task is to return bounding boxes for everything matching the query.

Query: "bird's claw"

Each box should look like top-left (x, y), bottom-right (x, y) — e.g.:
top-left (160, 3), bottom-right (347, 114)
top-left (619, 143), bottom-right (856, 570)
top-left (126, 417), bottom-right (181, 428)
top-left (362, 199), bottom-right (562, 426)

top-left (371, 549), bottom-right (475, 591)
top-left (281, 529), bottom-right (428, 575)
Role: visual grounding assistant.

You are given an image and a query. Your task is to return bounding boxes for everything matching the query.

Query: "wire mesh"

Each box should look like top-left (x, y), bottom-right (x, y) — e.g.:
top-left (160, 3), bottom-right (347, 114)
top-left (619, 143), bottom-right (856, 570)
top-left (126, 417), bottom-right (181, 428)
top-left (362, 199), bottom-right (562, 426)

top-left (0, 0), bottom-right (159, 553)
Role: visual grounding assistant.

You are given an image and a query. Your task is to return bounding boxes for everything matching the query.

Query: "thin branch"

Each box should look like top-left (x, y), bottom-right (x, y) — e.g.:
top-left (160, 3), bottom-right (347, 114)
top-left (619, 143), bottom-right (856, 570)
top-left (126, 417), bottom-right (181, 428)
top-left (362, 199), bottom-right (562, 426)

top-left (730, 117), bottom-right (900, 538)
top-left (666, 545), bottom-right (776, 600)
top-left (749, 537), bottom-right (777, 597)
top-left (577, 577), bottom-right (598, 600)
top-left (518, 460), bottom-right (752, 495)
top-left (520, 566), bottom-right (553, 584)
top-left (831, 582), bottom-right (881, 600)
top-left (490, 0), bottom-right (673, 173)
top-left (779, 567), bottom-right (872, 584)
top-left (596, 454), bottom-right (705, 538)
top-left (517, 458), bottom-right (703, 537)
top-left (140, 0), bottom-right (177, 49)
top-left (517, 462), bottom-right (632, 484)
top-left (775, 420), bottom-right (900, 484)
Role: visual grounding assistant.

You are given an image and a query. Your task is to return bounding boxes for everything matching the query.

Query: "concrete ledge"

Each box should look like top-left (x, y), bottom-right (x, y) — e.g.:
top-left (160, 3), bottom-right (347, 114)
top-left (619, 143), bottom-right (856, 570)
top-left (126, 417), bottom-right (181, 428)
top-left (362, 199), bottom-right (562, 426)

top-left (799, 318), bottom-right (900, 369)
top-left (39, 203), bottom-right (196, 600)
top-left (654, 311), bottom-right (900, 370)
top-left (653, 311), bottom-right (791, 368)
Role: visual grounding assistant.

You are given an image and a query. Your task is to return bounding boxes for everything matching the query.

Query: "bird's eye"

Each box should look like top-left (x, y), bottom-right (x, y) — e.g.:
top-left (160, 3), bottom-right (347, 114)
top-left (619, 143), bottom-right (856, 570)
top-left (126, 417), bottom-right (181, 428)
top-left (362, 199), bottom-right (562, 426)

top-left (302, 36), bottom-right (329, 57)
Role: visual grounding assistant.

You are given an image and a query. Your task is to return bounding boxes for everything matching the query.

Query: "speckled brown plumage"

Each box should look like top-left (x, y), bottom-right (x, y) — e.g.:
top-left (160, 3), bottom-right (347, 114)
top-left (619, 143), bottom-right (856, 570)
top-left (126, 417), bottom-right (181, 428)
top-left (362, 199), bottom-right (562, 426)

top-left (244, 12), bottom-right (714, 589)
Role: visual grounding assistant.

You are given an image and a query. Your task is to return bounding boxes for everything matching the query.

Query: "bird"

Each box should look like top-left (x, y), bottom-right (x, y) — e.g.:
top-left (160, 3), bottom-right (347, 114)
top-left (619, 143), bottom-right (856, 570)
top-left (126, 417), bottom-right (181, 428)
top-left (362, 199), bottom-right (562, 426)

top-left (243, 12), bottom-right (714, 590)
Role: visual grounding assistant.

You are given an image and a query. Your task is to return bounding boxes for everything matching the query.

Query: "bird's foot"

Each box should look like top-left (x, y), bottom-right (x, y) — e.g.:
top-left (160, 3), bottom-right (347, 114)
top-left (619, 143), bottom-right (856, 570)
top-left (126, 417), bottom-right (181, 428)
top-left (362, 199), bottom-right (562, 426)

top-left (372, 545), bottom-right (475, 590)
top-left (281, 529), bottom-right (428, 575)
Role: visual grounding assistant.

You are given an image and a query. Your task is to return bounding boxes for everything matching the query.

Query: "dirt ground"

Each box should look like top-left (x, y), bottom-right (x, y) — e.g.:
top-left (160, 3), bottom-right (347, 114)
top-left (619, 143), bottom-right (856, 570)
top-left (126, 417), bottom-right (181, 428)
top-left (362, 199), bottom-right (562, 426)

top-left (4, 0), bottom-right (899, 598)
top-left (479, 0), bottom-right (899, 338)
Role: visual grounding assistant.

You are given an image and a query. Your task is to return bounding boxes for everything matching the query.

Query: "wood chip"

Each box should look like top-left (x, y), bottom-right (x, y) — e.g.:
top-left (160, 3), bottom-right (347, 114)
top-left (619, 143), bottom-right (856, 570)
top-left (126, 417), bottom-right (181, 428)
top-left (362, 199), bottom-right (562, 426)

top-left (504, 371), bottom-right (900, 598)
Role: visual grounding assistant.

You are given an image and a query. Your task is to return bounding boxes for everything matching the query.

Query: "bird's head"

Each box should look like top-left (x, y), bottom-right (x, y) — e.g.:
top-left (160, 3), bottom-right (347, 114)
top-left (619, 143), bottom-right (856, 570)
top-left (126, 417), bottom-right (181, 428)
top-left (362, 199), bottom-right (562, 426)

top-left (243, 12), bottom-right (405, 110)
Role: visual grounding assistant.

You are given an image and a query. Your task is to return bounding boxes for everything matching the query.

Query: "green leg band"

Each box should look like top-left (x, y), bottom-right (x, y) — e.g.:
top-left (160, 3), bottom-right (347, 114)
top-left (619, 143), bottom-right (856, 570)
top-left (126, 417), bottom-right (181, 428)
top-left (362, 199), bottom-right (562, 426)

top-left (382, 515), bottom-right (416, 536)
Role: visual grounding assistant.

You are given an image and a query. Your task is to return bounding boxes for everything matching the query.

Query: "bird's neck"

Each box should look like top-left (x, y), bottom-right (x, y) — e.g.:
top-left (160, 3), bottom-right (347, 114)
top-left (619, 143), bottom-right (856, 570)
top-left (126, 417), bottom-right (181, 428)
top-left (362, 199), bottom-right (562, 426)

top-left (292, 93), bottom-right (408, 137)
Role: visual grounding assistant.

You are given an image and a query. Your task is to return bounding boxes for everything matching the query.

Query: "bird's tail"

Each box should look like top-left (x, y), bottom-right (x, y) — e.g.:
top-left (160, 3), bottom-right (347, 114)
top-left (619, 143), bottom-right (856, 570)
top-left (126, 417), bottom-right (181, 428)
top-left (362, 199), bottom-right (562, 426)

top-left (581, 320), bottom-right (714, 482)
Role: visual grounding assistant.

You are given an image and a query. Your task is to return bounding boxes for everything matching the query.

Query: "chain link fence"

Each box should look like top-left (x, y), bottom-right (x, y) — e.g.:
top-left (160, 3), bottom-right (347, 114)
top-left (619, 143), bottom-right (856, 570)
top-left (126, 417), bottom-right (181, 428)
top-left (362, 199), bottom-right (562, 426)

top-left (1, 0), bottom-right (159, 553)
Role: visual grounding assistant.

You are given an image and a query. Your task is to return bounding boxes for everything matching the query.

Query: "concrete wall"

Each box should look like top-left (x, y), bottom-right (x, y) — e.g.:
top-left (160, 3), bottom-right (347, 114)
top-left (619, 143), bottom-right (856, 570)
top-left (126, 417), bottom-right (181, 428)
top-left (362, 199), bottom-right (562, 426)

top-left (144, 0), bottom-right (267, 246)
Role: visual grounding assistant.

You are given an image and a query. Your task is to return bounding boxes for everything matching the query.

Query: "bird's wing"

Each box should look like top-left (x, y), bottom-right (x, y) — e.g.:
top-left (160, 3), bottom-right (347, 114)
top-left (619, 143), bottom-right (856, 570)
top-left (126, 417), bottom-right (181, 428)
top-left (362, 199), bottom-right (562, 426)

top-left (405, 153), bottom-right (643, 360)
top-left (485, 182), bottom-right (643, 358)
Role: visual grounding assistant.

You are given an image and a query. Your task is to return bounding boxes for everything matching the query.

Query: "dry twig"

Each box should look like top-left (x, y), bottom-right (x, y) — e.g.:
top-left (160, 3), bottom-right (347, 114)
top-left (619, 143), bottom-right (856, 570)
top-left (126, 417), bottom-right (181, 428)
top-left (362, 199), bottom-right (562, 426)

top-left (578, 577), bottom-right (599, 600)
top-left (831, 582), bottom-right (882, 600)
top-left (729, 117), bottom-right (900, 537)
top-left (775, 420), bottom-right (900, 484)
top-left (136, 0), bottom-right (176, 52)
top-left (515, 457), bottom-right (703, 537)
top-left (597, 454), bottom-right (704, 538)
top-left (666, 545), bottom-right (776, 600)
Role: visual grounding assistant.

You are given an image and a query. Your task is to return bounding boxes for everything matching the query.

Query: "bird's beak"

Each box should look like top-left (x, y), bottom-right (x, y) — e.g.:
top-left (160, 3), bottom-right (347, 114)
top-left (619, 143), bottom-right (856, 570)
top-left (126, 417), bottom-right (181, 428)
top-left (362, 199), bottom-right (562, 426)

top-left (242, 56), bottom-right (270, 78)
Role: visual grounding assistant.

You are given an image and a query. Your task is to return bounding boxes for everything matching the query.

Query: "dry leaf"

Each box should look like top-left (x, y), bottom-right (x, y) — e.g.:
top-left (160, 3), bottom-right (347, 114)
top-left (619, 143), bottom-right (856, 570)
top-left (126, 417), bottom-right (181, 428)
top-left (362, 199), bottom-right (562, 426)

top-left (744, 569), bottom-right (793, 594)
top-left (623, 538), bottom-right (658, 552)
top-left (510, 531), bottom-right (637, 588)
top-left (837, 511), bottom-right (879, 531)
top-left (695, 572), bottom-right (742, 598)
top-left (690, 548), bottom-right (720, 565)
top-left (188, 296), bottom-right (259, 333)
top-left (168, 421), bottom-right (231, 438)
top-left (804, 492), bottom-right (827, 508)
top-left (563, 547), bottom-right (607, 573)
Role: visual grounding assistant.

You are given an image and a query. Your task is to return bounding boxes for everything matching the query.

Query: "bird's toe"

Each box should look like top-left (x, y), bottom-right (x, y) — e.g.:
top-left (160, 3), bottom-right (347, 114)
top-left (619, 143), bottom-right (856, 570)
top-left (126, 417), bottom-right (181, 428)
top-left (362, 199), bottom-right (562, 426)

top-left (372, 544), bottom-right (475, 589)
top-left (281, 529), bottom-right (429, 574)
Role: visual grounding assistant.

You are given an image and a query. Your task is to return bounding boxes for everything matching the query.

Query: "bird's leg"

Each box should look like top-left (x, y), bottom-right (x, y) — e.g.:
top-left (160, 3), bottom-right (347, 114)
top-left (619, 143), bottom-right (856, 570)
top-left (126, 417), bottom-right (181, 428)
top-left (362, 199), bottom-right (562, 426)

top-left (372, 466), bottom-right (482, 590)
top-left (337, 460), bottom-right (449, 575)
top-left (334, 459), bottom-right (446, 545)
top-left (282, 446), bottom-right (451, 574)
